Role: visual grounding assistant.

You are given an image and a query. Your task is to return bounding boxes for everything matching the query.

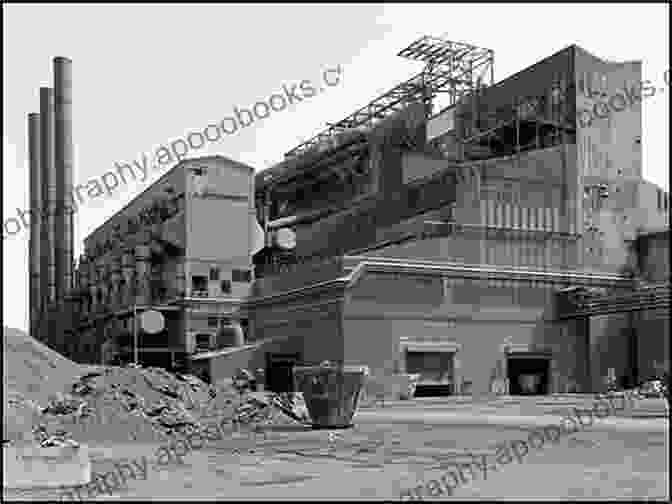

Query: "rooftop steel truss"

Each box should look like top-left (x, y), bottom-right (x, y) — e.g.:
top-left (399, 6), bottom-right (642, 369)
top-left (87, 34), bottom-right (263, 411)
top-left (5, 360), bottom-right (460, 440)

top-left (285, 35), bottom-right (494, 158)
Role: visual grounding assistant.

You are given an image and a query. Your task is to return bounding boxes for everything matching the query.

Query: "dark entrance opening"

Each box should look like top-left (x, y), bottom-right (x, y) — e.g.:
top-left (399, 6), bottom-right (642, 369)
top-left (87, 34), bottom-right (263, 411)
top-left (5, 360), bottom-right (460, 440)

top-left (139, 351), bottom-right (172, 370)
top-left (265, 352), bottom-right (301, 393)
top-left (405, 351), bottom-right (455, 397)
top-left (507, 355), bottom-right (550, 395)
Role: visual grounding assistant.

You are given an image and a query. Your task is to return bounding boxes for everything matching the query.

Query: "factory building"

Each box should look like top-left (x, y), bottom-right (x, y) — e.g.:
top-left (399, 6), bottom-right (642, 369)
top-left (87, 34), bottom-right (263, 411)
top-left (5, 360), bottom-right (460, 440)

top-left (28, 62), bottom-right (264, 378)
top-left (27, 39), bottom-right (669, 393)
top-left (235, 40), bottom-right (669, 396)
top-left (66, 156), bottom-right (259, 374)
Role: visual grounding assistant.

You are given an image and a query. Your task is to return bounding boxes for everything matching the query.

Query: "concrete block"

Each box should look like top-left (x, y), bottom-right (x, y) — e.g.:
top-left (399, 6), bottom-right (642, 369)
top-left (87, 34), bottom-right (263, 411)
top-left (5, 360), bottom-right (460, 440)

top-left (2, 444), bottom-right (90, 489)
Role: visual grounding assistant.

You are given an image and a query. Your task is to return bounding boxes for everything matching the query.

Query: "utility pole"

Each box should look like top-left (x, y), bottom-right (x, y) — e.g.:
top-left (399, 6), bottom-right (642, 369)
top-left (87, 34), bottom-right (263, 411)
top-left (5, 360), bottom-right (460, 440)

top-left (133, 304), bottom-right (139, 365)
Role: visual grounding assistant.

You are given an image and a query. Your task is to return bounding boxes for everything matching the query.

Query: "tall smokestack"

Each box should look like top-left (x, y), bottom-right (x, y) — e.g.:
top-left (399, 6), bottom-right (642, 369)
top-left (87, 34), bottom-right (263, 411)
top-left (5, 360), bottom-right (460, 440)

top-left (40, 87), bottom-right (56, 305)
top-left (28, 113), bottom-right (42, 336)
top-left (54, 57), bottom-right (74, 301)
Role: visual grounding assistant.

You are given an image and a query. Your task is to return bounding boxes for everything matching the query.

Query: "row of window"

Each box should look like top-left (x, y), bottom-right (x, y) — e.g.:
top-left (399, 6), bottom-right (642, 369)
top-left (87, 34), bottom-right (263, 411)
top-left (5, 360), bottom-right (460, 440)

top-left (193, 268), bottom-right (252, 295)
top-left (192, 276), bottom-right (231, 294)
top-left (208, 267), bottom-right (252, 282)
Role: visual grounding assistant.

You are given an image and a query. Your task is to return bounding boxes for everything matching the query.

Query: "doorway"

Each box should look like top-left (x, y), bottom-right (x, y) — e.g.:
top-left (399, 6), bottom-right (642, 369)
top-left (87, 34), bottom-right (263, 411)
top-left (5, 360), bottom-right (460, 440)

top-left (406, 351), bottom-right (455, 396)
top-left (507, 355), bottom-right (550, 395)
top-left (265, 352), bottom-right (301, 393)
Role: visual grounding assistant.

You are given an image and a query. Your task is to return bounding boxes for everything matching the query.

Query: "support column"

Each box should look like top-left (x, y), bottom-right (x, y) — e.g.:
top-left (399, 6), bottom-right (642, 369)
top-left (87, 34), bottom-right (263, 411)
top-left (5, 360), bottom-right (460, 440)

top-left (627, 310), bottom-right (639, 388)
top-left (578, 315), bottom-right (592, 392)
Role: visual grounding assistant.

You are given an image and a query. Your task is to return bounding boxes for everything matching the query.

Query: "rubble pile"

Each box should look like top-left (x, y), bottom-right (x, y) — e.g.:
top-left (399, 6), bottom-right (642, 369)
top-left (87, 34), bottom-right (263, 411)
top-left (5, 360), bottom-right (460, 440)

top-left (3, 327), bottom-right (311, 447)
top-left (3, 326), bottom-right (93, 443)
top-left (36, 366), bottom-right (243, 444)
top-left (234, 392), bottom-right (311, 426)
top-left (629, 379), bottom-right (669, 400)
top-left (228, 368), bottom-right (310, 426)
top-left (31, 425), bottom-right (80, 448)
top-left (32, 366), bottom-right (312, 444)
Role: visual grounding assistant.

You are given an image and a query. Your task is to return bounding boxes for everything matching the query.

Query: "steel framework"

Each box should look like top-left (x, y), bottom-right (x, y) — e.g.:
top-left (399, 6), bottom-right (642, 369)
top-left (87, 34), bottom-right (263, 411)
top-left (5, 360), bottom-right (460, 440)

top-left (285, 35), bottom-right (494, 158)
top-left (558, 283), bottom-right (671, 319)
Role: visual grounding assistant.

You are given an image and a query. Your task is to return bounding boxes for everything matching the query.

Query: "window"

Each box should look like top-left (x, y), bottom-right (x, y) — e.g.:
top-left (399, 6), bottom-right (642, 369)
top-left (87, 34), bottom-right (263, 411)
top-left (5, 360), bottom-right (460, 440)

top-left (195, 333), bottom-right (212, 352)
top-left (208, 317), bottom-right (218, 328)
top-left (191, 275), bottom-right (207, 293)
top-left (209, 267), bottom-right (220, 281)
top-left (232, 269), bottom-right (252, 282)
top-left (220, 280), bottom-right (231, 294)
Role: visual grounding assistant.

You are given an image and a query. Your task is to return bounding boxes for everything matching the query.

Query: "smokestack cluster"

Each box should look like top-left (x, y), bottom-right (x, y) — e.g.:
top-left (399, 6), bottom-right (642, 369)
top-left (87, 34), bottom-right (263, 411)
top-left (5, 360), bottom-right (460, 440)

top-left (29, 57), bottom-right (74, 337)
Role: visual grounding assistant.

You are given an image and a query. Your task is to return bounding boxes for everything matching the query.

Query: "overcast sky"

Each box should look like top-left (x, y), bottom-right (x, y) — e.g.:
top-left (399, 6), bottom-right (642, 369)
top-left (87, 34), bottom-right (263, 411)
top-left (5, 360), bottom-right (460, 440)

top-left (3, 3), bottom-right (669, 332)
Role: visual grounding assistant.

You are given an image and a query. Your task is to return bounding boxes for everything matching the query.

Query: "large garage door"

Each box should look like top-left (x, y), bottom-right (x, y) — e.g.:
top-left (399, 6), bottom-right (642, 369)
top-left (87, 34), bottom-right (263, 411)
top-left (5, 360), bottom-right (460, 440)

top-left (406, 351), bottom-right (454, 396)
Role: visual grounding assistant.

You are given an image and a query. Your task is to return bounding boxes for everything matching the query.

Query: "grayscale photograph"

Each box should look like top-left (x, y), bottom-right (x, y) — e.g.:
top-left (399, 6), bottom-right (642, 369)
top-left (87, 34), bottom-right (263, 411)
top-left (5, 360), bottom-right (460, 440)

top-left (2, 2), bottom-right (670, 501)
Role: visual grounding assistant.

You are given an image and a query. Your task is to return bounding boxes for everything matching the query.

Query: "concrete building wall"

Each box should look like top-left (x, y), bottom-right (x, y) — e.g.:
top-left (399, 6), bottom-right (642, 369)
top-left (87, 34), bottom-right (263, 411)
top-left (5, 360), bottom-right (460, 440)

top-left (636, 307), bottom-right (670, 380)
top-left (251, 300), bottom-right (344, 360)
top-left (343, 303), bottom-right (589, 394)
top-left (341, 270), bottom-right (599, 394)
top-left (590, 312), bottom-right (632, 390)
top-left (638, 231), bottom-right (670, 283)
top-left (229, 297), bottom-right (345, 385)
top-left (184, 157), bottom-right (254, 300)
top-left (574, 46), bottom-right (645, 274)
top-left (574, 46), bottom-right (642, 180)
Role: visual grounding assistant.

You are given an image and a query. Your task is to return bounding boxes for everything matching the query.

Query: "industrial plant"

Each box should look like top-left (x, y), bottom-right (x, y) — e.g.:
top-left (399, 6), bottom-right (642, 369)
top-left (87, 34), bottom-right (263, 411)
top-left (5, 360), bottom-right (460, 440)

top-left (28, 36), bottom-right (669, 396)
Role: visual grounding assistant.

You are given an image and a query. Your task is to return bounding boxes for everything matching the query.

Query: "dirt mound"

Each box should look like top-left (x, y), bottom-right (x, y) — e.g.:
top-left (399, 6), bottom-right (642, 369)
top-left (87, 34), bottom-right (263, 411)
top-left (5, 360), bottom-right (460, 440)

top-left (33, 366), bottom-right (244, 444)
top-left (3, 326), bottom-right (91, 442)
top-left (3, 327), bottom-right (307, 446)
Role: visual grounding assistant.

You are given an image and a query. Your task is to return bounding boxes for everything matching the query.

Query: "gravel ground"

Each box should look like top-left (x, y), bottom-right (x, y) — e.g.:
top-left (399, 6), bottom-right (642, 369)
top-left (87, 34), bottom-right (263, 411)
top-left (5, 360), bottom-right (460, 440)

top-left (4, 413), bottom-right (668, 501)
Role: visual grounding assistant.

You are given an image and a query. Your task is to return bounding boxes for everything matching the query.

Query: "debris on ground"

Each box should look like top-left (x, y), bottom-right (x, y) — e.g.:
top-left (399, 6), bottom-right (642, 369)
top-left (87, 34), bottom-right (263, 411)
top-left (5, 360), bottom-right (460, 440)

top-left (4, 328), bottom-right (312, 447)
top-left (32, 425), bottom-right (80, 448)
top-left (628, 379), bottom-right (669, 400)
top-left (234, 391), bottom-right (311, 425)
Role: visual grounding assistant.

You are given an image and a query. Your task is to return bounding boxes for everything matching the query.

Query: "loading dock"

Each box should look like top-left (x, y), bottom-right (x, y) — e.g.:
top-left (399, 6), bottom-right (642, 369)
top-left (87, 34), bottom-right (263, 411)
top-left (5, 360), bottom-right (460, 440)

top-left (405, 350), bottom-right (455, 396)
top-left (506, 353), bottom-right (551, 395)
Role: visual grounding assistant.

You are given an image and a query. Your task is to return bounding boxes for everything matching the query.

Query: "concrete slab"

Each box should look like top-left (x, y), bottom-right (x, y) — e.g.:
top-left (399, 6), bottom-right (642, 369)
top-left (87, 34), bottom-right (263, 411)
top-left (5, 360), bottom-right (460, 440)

top-left (2, 444), bottom-right (91, 489)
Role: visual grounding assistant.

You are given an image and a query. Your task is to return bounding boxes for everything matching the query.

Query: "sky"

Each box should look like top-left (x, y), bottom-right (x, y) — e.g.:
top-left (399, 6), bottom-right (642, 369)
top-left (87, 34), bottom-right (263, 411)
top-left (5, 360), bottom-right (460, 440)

top-left (3, 3), bottom-right (669, 332)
